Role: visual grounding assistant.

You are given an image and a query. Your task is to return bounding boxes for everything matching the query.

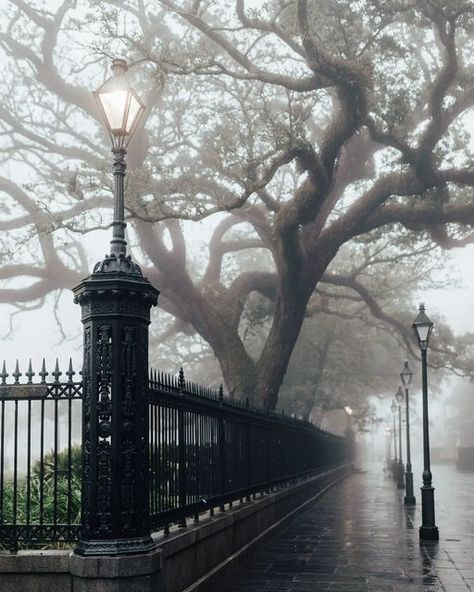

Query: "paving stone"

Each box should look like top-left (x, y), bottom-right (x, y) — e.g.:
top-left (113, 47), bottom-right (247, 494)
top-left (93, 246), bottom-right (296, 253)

top-left (214, 462), bottom-right (474, 592)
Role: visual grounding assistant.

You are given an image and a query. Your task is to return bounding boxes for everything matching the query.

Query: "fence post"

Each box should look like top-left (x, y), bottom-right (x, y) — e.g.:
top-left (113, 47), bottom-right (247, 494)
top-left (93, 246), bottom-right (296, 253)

top-left (218, 385), bottom-right (226, 511)
top-left (177, 368), bottom-right (187, 527)
top-left (245, 397), bottom-right (251, 502)
top-left (73, 255), bottom-right (159, 555)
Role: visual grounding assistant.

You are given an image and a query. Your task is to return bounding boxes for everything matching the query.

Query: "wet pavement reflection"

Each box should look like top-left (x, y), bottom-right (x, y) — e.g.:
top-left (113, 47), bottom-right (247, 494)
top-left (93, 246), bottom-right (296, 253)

top-left (215, 463), bottom-right (474, 591)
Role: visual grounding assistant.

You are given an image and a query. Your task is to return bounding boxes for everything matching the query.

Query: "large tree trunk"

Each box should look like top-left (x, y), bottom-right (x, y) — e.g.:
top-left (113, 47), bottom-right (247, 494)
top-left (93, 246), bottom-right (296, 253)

top-left (255, 289), bottom-right (310, 410)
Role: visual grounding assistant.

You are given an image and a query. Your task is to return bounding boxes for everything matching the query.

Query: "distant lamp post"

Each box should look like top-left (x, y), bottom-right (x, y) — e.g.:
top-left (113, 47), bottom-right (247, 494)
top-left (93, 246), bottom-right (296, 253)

top-left (401, 361), bottom-right (416, 506)
top-left (385, 426), bottom-right (392, 472)
top-left (390, 400), bottom-right (397, 481)
top-left (395, 386), bottom-right (405, 490)
top-left (344, 406), bottom-right (355, 462)
top-left (412, 304), bottom-right (439, 541)
top-left (93, 58), bottom-right (145, 259)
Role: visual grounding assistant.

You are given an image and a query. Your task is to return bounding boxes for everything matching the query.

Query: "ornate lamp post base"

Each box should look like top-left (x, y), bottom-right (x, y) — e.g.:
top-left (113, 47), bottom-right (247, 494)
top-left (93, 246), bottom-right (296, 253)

top-left (419, 486), bottom-right (439, 541)
top-left (404, 471), bottom-right (416, 505)
top-left (73, 256), bottom-right (159, 557)
top-left (396, 462), bottom-right (405, 490)
top-left (419, 525), bottom-right (439, 541)
top-left (391, 460), bottom-right (397, 481)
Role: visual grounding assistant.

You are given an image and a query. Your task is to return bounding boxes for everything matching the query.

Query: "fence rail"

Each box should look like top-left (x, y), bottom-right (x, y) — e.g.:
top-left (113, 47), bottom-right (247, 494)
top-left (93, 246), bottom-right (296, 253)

top-left (0, 359), bottom-right (351, 550)
top-left (148, 369), bottom-right (349, 531)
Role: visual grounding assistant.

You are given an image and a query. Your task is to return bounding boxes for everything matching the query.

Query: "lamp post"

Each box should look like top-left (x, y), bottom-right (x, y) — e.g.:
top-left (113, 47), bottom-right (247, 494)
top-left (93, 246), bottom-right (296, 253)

top-left (344, 406), bottom-right (356, 462)
top-left (385, 425), bottom-right (392, 473)
top-left (73, 59), bottom-right (159, 555)
top-left (395, 386), bottom-right (405, 490)
top-left (401, 361), bottom-right (416, 506)
top-left (391, 400), bottom-right (397, 481)
top-left (93, 58), bottom-right (145, 260)
top-left (412, 303), bottom-right (439, 541)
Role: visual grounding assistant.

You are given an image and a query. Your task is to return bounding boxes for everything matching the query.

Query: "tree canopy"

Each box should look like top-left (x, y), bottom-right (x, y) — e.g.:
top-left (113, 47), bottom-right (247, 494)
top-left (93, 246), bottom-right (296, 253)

top-left (1, 0), bottom-right (474, 408)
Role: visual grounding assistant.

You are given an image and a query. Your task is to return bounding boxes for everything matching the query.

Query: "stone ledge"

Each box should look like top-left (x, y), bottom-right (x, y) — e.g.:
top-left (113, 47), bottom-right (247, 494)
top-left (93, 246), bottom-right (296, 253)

top-left (0, 550), bottom-right (70, 573)
top-left (154, 464), bottom-right (346, 561)
top-left (69, 547), bottom-right (162, 578)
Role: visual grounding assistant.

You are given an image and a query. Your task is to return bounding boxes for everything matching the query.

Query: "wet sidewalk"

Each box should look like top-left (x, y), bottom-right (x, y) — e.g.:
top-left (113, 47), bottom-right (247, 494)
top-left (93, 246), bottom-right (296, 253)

top-left (216, 462), bottom-right (474, 592)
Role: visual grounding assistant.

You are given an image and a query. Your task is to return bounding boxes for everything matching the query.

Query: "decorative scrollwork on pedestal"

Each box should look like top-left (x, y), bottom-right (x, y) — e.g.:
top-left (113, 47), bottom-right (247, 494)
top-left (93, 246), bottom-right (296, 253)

top-left (73, 266), bottom-right (159, 555)
top-left (82, 327), bottom-right (92, 535)
top-left (120, 440), bottom-right (136, 534)
top-left (96, 324), bottom-right (113, 536)
top-left (97, 440), bottom-right (112, 535)
top-left (96, 325), bottom-right (112, 436)
top-left (120, 325), bottom-right (137, 534)
top-left (121, 326), bottom-right (136, 421)
top-left (137, 324), bottom-right (149, 495)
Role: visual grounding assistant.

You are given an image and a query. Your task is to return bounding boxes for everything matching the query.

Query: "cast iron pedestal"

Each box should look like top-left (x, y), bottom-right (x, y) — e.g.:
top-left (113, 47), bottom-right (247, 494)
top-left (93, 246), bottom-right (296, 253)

top-left (73, 253), bottom-right (159, 555)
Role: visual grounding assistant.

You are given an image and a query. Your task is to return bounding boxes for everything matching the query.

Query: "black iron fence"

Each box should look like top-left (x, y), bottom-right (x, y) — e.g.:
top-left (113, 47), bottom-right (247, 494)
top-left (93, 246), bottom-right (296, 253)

top-left (0, 359), bottom-right (82, 550)
top-left (148, 370), bottom-right (349, 532)
top-left (0, 359), bottom-right (351, 551)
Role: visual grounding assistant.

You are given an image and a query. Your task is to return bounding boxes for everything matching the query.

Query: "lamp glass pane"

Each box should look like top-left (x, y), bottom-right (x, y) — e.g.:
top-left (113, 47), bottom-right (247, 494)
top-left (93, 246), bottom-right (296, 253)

top-left (401, 366), bottom-right (412, 385)
top-left (126, 94), bottom-right (141, 133)
top-left (416, 324), bottom-right (430, 342)
top-left (98, 90), bottom-right (130, 133)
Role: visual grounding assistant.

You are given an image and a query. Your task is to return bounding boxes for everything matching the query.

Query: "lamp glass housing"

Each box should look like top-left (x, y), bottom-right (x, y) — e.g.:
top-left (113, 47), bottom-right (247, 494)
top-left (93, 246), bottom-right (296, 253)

top-left (94, 59), bottom-right (145, 148)
top-left (412, 304), bottom-right (434, 350)
top-left (395, 386), bottom-right (404, 404)
top-left (400, 360), bottom-right (413, 386)
top-left (391, 400), bottom-right (397, 413)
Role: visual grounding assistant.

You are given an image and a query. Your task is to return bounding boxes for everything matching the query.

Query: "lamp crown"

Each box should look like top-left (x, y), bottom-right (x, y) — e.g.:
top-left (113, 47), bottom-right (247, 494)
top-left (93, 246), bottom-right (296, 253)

top-left (111, 58), bottom-right (128, 76)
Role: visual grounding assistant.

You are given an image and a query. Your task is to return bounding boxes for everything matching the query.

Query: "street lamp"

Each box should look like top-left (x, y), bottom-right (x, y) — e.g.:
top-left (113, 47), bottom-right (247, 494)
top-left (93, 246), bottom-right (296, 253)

top-left (385, 425), bottom-right (392, 473)
top-left (73, 58), bottom-right (159, 556)
top-left (395, 386), bottom-right (405, 490)
top-left (390, 400), bottom-right (397, 481)
top-left (412, 303), bottom-right (439, 541)
top-left (344, 406), bottom-right (355, 462)
top-left (93, 58), bottom-right (145, 259)
top-left (400, 360), bottom-right (415, 506)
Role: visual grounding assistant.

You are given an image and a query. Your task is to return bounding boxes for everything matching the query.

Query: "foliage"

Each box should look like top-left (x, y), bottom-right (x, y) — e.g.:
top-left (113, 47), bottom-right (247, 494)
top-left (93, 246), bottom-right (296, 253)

top-left (1, 446), bottom-right (82, 527)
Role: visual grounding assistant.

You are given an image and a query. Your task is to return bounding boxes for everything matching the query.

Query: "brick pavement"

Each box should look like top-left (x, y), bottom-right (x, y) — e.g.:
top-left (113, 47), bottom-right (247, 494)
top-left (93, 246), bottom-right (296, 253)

top-left (215, 462), bottom-right (474, 592)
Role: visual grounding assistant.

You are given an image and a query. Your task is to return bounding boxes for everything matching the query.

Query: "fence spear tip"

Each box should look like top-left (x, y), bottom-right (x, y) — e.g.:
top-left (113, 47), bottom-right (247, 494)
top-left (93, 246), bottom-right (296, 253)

top-left (13, 359), bottom-right (21, 384)
top-left (0, 360), bottom-right (7, 385)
